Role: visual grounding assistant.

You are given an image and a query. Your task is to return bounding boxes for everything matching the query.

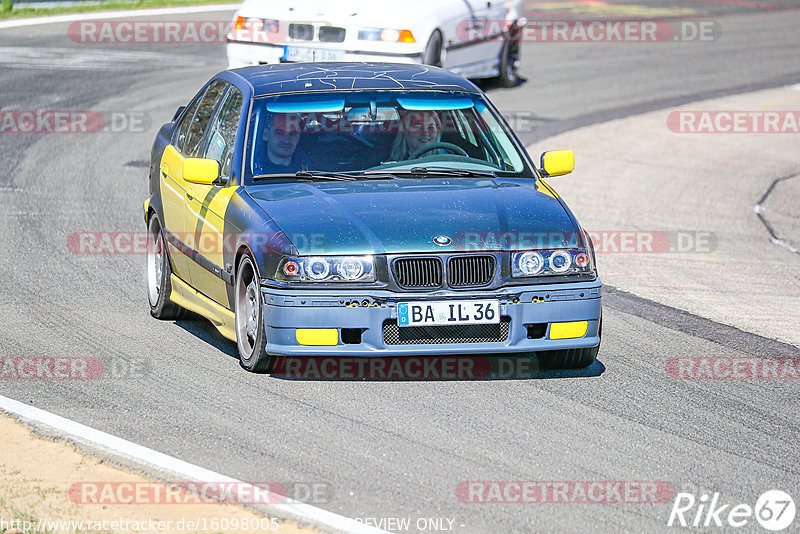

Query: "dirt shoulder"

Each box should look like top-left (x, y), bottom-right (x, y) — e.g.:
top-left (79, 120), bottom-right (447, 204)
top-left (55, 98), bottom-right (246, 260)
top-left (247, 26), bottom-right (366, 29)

top-left (0, 413), bottom-right (322, 534)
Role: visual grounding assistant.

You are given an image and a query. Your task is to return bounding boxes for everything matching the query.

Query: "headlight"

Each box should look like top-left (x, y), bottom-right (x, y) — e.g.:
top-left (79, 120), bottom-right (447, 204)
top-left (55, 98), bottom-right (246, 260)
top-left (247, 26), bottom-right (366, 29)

top-left (339, 257), bottom-right (364, 280)
top-left (358, 28), bottom-right (415, 43)
top-left (549, 250), bottom-right (571, 273)
top-left (512, 249), bottom-right (594, 278)
top-left (277, 256), bottom-right (375, 283)
top-left (233, 16), bottom-right (279, 32)
top-left (517, 251), bottom-right (544, 276)
top-left (305, 257), bottom-right (330, 280)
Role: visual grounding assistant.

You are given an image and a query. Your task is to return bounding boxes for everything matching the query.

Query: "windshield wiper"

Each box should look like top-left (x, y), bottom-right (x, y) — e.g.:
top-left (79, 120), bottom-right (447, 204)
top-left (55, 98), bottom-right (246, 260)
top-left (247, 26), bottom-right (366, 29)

top-left (254, 170), bottom-right (400, 182)
top-left (369, 167), bottom-right (497, 178)
top-left (296, 170), bottom-right (359, 181)
top-left (254, 168), bottom-right (491, 182)
top-left (253, 171), bottom-right (356, 182)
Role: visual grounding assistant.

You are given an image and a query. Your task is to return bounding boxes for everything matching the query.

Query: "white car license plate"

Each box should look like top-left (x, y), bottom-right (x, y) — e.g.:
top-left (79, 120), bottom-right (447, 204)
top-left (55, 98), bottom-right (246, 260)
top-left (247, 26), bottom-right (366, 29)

top-left (284, 46), bottom-right (345, 62)
top-left (397, 300), bottom-right (500, 327)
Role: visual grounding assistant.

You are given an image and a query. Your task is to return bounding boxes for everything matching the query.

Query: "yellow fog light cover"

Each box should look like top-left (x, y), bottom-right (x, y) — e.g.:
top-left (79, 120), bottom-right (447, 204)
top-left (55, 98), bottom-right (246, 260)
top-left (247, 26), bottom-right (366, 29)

top-left (296, 329), bottom-right (338, 346)
top-left (549, 321), bottom-right (588, 340)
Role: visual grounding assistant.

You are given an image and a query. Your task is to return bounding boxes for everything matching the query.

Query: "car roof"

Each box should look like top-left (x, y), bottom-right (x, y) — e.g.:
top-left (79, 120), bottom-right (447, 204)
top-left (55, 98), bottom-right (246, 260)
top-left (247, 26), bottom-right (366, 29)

top-left (227, 62), bottom-right (481, 97)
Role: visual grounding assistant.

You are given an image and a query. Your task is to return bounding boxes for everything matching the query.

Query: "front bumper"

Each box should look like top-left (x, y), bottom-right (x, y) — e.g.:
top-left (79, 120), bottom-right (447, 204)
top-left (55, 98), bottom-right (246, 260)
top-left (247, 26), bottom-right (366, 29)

top-left (261, 280), bottom-right (602, 356)
top-left (227, 41), bottom-right (423, 68)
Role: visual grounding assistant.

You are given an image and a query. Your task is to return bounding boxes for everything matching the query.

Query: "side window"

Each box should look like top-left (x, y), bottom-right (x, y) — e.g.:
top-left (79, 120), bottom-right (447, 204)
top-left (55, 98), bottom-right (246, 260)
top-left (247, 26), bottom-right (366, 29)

top-left (176, 96), bottom-right (201, 152)
top-left (183, 79), bottom-right (228, 158)
top-left (201, 87), bottom-right (244, 178)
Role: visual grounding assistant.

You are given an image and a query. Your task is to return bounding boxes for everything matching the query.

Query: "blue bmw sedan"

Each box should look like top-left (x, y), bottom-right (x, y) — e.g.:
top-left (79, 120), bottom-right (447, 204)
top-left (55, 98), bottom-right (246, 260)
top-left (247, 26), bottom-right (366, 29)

top-left (145, 63), bottom-right (601, 372)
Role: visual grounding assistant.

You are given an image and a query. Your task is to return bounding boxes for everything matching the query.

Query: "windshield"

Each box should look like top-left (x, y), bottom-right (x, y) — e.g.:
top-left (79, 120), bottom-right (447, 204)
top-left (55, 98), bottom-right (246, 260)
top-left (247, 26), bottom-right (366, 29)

top-left (244, 90), bottom-right (532, 182)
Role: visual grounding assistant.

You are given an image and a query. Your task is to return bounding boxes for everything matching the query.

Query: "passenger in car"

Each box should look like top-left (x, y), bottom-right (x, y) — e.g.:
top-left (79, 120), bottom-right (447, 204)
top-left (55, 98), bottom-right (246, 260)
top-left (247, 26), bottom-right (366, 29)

top-left (254, 113), bottom-right (308, 174)
top-left (388, 110), bottom-right (444, 161)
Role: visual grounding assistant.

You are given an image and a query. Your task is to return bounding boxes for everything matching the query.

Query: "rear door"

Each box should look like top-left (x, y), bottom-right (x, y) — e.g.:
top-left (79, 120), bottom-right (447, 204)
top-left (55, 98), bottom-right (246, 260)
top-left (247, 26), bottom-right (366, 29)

top-left (439, 0), bottom-right (474, 69)
top-left (444, 0), bottom-right (505, 72)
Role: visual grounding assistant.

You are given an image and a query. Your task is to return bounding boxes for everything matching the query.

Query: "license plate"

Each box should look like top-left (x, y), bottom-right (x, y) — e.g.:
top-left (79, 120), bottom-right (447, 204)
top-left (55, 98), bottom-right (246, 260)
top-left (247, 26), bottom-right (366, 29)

top-left (397, 300), bottom-right (500, 327)
top-left (284, 46), bottom-right (345, 62)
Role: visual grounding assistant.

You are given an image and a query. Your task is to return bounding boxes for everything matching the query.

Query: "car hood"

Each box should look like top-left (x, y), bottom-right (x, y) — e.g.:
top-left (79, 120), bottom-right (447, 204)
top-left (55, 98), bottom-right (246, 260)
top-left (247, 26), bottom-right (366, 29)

top-left (246, 178), bottom-right (580, 255)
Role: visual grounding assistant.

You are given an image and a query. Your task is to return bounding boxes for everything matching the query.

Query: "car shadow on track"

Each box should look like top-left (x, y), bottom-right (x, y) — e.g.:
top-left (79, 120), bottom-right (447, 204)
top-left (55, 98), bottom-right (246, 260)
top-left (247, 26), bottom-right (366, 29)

top-left (174, 316), bottom-right (605, 381)
top-left (473, 74), bottom-right (528, 93)
top-left (267, 353), bottom-right (605, 382)
top-left (175, 314), bottom-right (239, 359)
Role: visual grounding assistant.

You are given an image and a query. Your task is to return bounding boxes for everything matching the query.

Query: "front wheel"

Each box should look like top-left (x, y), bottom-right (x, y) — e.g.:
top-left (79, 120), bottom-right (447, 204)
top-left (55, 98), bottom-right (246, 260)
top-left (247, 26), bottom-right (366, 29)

top-left (235, 254), bottom-right (275, 373)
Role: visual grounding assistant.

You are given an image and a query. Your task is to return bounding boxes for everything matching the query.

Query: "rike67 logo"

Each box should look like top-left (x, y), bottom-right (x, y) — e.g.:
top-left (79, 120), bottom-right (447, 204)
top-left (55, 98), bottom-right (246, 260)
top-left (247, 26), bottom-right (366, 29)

top-left (668, 490), bottom-right (795, 531)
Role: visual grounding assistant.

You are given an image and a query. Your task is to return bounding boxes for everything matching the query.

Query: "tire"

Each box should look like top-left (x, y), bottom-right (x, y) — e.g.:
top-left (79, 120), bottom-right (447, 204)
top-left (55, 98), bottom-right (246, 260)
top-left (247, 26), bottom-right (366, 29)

top-left (497, 35), bottom-right (520, 88)
top-left (146, 215), bottom-right (186, 320)
top-left (422, 30), bottom-right (443, 67)
top-left (235, 254), bottom-right (275, 373)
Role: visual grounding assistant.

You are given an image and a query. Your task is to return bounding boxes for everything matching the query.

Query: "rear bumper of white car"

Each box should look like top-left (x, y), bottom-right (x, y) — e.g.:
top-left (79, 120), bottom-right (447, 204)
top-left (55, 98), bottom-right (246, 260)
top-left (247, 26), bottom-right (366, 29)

top-left (227, 41), bottom-right (424, 69)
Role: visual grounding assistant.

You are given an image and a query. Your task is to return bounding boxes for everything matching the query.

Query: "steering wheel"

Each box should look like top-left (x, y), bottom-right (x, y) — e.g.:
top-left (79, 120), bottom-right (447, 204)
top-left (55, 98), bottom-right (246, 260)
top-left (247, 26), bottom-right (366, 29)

top-left (410, 142), bottom-right (468, 159)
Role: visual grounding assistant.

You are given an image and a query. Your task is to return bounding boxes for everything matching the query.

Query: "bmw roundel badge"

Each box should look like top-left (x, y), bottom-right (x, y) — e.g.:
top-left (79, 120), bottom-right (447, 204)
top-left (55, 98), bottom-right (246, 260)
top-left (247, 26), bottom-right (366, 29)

top-left (433, 235), bottom-right (451, 246)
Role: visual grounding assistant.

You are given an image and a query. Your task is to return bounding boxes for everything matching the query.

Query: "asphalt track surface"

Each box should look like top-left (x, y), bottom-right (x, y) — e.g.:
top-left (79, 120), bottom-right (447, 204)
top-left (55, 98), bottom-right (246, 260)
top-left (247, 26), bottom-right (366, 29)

top-left (1, 1), bottom-right (799, 532)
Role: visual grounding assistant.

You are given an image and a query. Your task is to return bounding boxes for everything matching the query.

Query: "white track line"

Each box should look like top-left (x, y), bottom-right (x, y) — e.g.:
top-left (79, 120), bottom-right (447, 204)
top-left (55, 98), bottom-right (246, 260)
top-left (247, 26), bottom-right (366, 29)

top-left (0, 395), bottom-right (388, 534)
top-left (0, 4), bottom-right (237, 29)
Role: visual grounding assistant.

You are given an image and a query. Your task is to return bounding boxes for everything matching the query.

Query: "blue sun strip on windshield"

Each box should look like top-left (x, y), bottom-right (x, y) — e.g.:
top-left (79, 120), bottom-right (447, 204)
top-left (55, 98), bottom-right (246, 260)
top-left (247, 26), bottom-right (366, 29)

top-left (396, 96), bottom-right (475, 111)
top-left (266, 99), bottom-right (346, 113)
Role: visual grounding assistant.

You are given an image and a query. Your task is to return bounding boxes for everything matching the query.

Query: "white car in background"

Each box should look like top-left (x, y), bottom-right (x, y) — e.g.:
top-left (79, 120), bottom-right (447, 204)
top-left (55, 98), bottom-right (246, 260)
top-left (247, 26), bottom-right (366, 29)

top-left (226, 0), bottom-right (525, 86)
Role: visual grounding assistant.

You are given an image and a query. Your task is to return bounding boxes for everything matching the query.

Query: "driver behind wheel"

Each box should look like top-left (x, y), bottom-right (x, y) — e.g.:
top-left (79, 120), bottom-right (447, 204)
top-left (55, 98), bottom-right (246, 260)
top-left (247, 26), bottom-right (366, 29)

top-left (253, 112), bottom-right (309, 175)
top-left (388, 110), bottom-right (445, 161)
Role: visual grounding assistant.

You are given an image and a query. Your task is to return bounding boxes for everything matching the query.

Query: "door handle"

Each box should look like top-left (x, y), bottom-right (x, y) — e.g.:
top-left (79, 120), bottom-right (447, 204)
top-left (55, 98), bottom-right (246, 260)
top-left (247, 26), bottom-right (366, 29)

top-left (186, 187), bottom-right (195, 200)
top-left (160, 162), bottom-right (168, 177)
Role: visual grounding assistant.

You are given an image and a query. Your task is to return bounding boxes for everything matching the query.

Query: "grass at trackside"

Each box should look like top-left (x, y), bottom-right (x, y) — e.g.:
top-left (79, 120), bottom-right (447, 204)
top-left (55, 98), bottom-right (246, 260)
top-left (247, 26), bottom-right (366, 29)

top-left (0, 0), bottom-right (239, 20)
top-left (0, 497), bottom-right (50, 534)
